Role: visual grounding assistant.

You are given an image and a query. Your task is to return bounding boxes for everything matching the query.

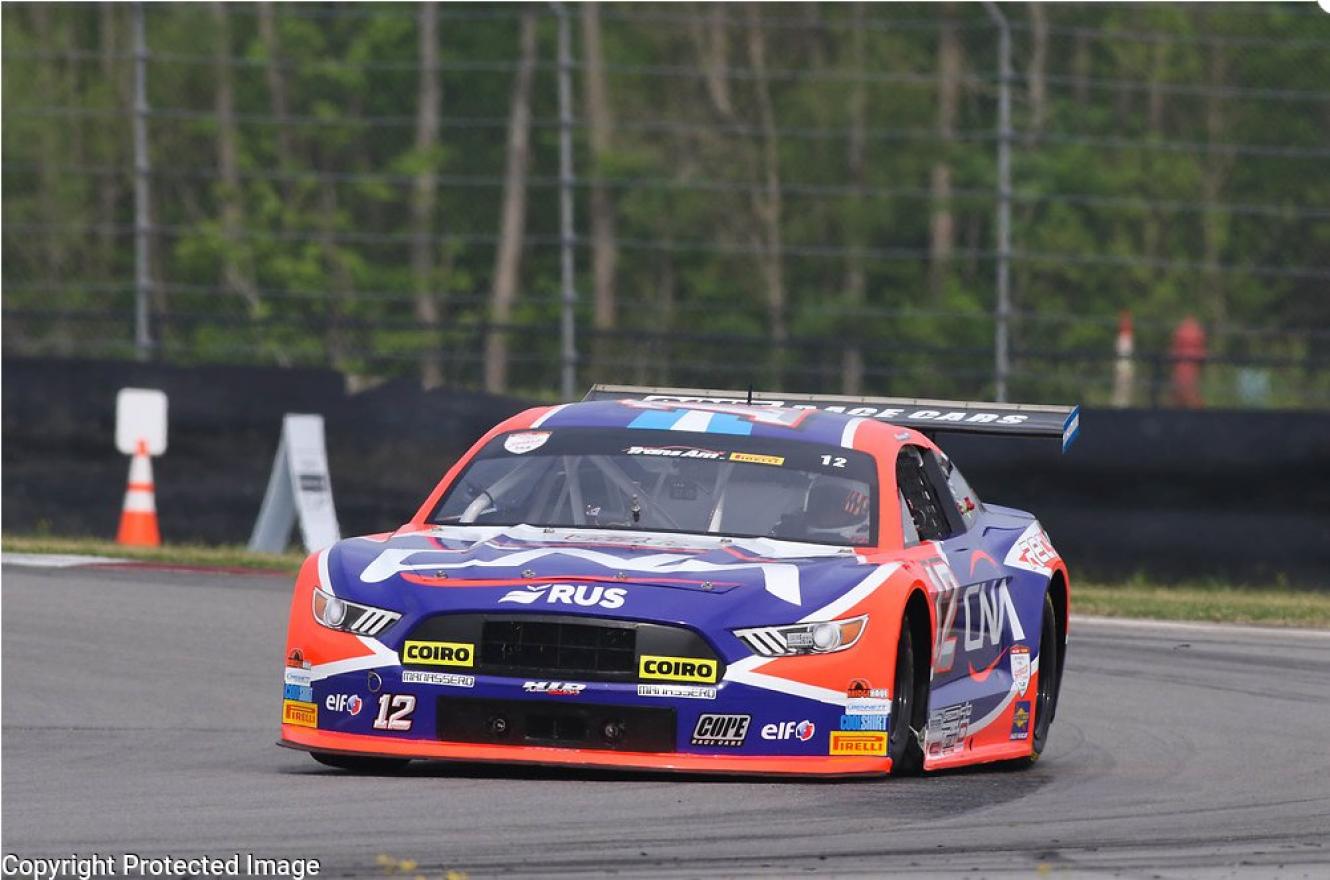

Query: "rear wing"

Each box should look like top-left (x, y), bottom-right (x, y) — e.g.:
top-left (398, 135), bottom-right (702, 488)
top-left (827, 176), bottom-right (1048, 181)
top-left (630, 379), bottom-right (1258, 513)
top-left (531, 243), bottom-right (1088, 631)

top-left (583, 384), bottom-right (1080, 452)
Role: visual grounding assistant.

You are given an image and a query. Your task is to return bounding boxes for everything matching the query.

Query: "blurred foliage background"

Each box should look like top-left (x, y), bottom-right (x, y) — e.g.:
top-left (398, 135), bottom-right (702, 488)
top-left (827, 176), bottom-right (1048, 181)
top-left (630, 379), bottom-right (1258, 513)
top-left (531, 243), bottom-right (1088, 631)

top-left (3, 2), bottom-right (1328, 405)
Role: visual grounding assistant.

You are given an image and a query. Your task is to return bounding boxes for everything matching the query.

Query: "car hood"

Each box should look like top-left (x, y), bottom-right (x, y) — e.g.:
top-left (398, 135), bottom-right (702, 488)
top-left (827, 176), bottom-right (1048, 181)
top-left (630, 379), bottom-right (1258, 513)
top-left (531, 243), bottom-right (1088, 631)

top-left (325, 524), bottom-right (892, 631)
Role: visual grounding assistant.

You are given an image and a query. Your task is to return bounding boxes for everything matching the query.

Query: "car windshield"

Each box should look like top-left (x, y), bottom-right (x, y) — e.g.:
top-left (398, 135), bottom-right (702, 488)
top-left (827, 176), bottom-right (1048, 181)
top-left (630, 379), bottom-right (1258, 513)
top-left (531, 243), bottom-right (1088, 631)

top-left (431, 427), bottom-right (878, 547)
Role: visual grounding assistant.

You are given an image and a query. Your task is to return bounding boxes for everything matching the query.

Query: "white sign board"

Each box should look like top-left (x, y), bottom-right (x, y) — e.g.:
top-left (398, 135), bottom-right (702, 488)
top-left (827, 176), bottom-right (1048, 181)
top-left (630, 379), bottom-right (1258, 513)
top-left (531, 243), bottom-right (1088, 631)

top-left (115, 388), bottom-right (168, 455)
top-left (248, 414), bottom-right (341, 554)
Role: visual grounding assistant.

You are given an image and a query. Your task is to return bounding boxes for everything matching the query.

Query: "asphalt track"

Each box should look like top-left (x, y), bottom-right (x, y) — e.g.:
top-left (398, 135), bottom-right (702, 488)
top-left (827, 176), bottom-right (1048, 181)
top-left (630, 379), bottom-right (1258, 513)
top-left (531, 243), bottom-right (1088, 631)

top-left (3, 563), bottom-right (1328, 879)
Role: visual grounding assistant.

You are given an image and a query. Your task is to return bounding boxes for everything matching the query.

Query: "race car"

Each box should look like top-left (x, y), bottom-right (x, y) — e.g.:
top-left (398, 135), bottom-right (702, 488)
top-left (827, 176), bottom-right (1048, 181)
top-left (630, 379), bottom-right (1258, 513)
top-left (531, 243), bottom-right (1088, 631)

top-left (278, 385), bottom-right (1077, 777)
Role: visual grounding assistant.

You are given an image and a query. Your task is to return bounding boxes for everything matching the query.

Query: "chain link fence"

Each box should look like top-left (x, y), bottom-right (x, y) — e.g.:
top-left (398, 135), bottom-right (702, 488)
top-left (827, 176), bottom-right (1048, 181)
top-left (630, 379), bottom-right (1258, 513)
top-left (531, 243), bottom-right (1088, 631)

top-left (4, 2), bottom-right (1328, 406)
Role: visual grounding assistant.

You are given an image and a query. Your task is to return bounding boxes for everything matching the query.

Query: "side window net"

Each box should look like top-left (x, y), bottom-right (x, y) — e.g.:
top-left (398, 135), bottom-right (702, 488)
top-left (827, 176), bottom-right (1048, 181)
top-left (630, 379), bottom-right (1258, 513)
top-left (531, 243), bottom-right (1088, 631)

top-left (896, 447), bottom-right (952, 542)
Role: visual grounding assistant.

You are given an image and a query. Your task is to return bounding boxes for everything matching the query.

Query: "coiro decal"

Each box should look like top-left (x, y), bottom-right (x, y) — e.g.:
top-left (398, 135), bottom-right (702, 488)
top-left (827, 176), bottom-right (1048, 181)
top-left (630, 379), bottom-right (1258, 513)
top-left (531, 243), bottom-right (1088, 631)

top-left (402, 640), bottom-right (475, 667)
top-left (639, 654), bottom-right (718, 683)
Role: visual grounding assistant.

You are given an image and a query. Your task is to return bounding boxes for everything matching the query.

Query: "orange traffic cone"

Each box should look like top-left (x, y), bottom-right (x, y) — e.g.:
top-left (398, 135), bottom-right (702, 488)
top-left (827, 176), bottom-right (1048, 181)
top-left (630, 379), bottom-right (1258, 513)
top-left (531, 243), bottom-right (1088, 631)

top-left (117, 439), bottom-right (161, 547)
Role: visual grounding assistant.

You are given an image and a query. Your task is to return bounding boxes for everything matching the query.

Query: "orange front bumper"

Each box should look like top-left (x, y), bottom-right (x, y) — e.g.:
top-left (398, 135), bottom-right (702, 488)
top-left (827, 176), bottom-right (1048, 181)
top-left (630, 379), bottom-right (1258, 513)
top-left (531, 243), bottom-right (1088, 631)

top-left (280, 725), bottom-right (892, 778)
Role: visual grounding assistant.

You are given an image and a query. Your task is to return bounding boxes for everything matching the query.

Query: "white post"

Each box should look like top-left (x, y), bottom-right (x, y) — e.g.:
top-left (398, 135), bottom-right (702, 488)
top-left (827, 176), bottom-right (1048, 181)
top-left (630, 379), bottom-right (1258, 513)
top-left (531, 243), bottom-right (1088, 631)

top-left (132, 2), bottom-right (153, 361)
top-left (983, 1), bottom-right (1012, 402)
top-left (554, 2), bottom-right (578, 400)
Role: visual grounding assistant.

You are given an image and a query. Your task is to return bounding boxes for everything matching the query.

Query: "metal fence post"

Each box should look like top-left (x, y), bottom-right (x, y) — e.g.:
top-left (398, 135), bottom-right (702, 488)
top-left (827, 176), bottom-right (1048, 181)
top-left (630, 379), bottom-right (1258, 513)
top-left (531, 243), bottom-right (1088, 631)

top-left (132, 1), bottom-right (153, 361)
top-left (984, 1), bottom-right (1012, 402)
top-left (554, 2), bottom-right (578, 400)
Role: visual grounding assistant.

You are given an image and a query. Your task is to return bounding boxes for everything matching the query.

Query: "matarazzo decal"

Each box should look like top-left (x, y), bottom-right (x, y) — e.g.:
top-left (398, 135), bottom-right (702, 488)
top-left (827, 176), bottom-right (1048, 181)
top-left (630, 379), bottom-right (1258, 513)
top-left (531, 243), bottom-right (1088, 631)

top-left (1005, 521), bottom-right (1059, 576)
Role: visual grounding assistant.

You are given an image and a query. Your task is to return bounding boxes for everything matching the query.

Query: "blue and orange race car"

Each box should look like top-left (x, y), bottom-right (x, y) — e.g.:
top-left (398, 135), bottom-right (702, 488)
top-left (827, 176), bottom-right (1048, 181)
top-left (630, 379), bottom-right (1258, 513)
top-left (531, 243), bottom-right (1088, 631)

top-left (279, 385), bottom-right (1078, 777)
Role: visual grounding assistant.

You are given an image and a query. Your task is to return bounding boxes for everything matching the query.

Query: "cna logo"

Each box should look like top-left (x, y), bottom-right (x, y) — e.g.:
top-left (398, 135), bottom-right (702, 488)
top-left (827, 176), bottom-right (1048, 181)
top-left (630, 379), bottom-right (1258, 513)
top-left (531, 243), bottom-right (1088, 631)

top-left (325, 694), bottom-right (363, 715)
top-left (499, 583), bottom-right (627, 609)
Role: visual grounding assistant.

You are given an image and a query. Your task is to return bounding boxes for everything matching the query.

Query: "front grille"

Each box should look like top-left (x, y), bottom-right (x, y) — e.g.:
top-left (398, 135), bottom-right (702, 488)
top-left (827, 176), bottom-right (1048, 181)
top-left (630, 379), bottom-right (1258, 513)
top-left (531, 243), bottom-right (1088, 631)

top-left (437, 696), bottom-right (676, 752)
top-left (403, 612), bottom-right (724, 683)
top-left (481, 619), bottom-right (636, 677)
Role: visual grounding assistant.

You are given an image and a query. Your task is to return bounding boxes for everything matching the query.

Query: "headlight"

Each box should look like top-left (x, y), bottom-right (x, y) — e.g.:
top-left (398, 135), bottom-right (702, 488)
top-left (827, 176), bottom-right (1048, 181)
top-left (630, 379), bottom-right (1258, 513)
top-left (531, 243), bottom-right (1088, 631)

top-left (312, 587), bottom-right (401, 637)
top-left (733, 615), bottom-right (867, 657)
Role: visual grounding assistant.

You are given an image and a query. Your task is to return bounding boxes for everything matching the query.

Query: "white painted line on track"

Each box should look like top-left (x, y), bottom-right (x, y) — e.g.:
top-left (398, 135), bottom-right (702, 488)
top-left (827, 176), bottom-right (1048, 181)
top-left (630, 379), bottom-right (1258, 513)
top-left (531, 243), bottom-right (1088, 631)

top-left (1, 552), bottom-right (129, 568)
top-left (1073, 613), bottom-right (1330, 638)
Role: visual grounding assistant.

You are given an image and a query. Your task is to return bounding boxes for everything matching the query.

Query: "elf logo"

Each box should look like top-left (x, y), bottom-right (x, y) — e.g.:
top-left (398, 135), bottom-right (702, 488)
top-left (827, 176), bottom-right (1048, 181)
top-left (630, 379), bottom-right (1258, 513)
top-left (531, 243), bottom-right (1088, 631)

top-left (324, 694), bottom-right (363, 716)
top-left (499, 584), bottom-right (627, 610)
top-left (761, 720), bottom-right (815, 742)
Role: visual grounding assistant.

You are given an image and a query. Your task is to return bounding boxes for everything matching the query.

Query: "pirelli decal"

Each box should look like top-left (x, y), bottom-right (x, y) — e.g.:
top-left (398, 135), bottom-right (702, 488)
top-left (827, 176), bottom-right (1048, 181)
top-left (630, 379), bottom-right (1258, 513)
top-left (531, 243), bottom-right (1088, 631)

top-left (829, 731), bottom-right (888, 756)
top-left (282, 699), bottom-right (318, 728)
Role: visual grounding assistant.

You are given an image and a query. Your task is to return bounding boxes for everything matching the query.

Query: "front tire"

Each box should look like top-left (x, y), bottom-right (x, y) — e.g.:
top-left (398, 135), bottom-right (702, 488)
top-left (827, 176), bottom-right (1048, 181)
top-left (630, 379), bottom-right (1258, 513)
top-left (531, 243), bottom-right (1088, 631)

top-left (310, 751), bottom-right (410, 773)
top-left (888, 611), bottom-right (928, 776)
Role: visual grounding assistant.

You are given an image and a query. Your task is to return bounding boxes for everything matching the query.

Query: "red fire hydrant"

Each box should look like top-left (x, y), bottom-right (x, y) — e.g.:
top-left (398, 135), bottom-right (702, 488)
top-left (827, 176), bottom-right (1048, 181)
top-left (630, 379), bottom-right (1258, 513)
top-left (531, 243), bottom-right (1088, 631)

top-left (1170, 316), bottom-right (1207, 408)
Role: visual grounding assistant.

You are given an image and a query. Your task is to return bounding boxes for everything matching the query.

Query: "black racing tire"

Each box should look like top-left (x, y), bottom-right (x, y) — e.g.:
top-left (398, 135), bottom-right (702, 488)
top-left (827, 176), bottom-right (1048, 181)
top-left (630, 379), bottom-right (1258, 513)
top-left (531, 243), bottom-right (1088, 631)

top-left (1018, 590), bottom-right (1061, 766)
top-left (887, 610), bottom-right (928, 776)
top-left (310, 751), bottom-right (411, 773)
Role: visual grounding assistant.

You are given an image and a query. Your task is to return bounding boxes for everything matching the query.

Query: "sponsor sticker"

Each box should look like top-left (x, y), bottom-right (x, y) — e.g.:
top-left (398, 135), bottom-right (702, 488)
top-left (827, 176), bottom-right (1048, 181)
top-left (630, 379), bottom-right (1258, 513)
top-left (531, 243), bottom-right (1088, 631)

top-left (846, 679), bottom-right (889, 700)
top-left (637, 684), bottom-right (717, 700)
top-left (624, 445), bottom-right (725, 460)
top-left (1010, 645), bottom-right (1032, 696)
top-left (829, 731), bottom-right (888, 756)
top-left (844, 698), bottom-right (892, 716)
top-left (323, 694), bottom-right (364, 715)
top-left (499, 583), bottom-right (627, 610)
top-left (839, 714), bottom-right (889, 731)
top-left (284, 667), bottom-right (312, 688)
top-left (283, 683), bottom-right (313, 702)
top-left (1005, 522), bottom-right (1058, 575)
top-left (522, 681), bottom-right (586, 696)
top-left (691, 714), bottom-right (750, 747)
top-left (402, 640), bottom-right (475, 668)
top-left (1010, 700), bottom-right (1031, 741)
top-left (729, 452), bottom-right (785, 467)
top-left (926, 702), bottom-right (973, 756)
top-left (282, 699), bottom-right (318, 728)
top-left (639, 654), bottom-right (718, 684)
top-left (504, 431), bottom-right (550, 455)
top-left (286, 649), bottom-right (310, 669)
top-left (401, 670), bottom-right (475, 688)
top-left (760, 720), bottom-right (816, 742)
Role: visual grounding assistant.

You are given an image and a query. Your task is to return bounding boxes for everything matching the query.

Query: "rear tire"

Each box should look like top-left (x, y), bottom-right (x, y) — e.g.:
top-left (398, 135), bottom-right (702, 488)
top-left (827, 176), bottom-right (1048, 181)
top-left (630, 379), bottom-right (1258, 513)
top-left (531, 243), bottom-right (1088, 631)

top-left (1018, 590), bottom-right (1061, 766)
top-left (310, 751), bottom-right (410, 773)
top-left (887, 611), bottom-right (928, 776)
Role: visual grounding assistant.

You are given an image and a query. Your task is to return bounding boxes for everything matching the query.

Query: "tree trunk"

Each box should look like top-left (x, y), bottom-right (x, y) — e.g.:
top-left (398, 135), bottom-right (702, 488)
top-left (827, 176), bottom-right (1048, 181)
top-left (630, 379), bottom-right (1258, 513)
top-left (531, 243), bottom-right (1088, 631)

top-left (411, 2), bottom-right (443, 389)
top-left (98, 3), bottom-right (122, 284)
top-left (1201, 42), bottom-right (1233, 329)
top-left (689, 3), bottom-right (733, 119)
top-left (317, 183), bottom-right (353, 372)
top-left (257, 3), bottom-right (294, 195)
top-left (929, 4), bottom-right (961, 300)
top-left (582, 2), bottom-right (619, 382)
top-left (484, 11), bottom-right (538, 394)
top-left (213, 2), bottom-right (260, 317)
top-left (1025, 3), bottom-right (1048, 145)
top-left (745, 5), bottom-right (787, 388)
top-left (841, 1), bottom-right (867, 396)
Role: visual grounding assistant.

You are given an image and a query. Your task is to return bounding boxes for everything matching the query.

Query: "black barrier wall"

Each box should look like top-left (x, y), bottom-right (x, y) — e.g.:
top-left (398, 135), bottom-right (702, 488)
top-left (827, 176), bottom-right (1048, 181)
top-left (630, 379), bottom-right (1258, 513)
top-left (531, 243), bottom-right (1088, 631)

top-left (4, 357), bottom-right (1328, 585)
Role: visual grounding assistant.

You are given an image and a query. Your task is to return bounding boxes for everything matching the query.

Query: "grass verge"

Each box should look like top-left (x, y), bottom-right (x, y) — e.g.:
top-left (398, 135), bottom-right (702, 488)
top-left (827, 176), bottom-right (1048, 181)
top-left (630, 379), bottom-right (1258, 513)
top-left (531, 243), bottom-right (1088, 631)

top-left (1, 533), bottom-right (305, 574)
top-left (1075, 581), bottom-right (1329, 629)
top-left (4, 534), bottom-right (1327, 628)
